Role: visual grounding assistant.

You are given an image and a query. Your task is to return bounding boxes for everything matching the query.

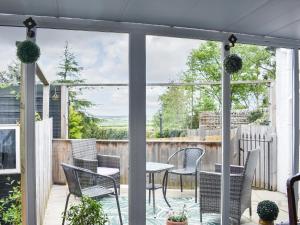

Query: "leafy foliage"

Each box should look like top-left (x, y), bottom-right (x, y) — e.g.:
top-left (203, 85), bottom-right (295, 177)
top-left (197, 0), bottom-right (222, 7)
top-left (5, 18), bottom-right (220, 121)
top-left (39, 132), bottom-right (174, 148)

top-left (0, 178), bottom-right (22, 225)
top-left (64, 196), bottom-right (108, 225)
top-left (154, 41), bottom-right (275, 130)
top-left (257, 200), bottom-right (279, 221)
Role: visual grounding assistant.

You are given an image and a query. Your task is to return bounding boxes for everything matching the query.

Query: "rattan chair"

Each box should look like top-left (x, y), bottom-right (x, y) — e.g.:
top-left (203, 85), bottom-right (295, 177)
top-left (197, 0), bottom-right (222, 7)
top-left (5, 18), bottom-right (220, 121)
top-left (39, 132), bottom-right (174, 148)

top-left (165, 147), bottom-right (205, 203)
top-left (70, 139), bottom-right (120, 191)
top-left (61, 163), bottom-right (123, 225)
top-left (199, 148), bottom-right (260, 225)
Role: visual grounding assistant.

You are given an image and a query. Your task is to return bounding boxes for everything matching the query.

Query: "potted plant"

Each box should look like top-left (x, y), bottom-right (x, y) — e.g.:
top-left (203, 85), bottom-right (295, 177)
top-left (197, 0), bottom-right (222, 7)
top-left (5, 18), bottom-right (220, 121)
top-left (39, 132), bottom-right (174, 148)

top-left (257, 200), bottom-right (279, 225)
top-left (64, 196), bottom-right (108, 225)
top-left (167, 205), bottom-right (188, 225)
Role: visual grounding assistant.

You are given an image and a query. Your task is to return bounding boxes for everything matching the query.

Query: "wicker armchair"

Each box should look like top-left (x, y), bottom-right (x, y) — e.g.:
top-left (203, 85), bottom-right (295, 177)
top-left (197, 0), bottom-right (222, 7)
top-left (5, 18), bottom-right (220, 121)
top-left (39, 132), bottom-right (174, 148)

top-left (199, 148), bottom-right (260, 225)
top-left (71, 139), bottom-right (120, 191)
top-left (61, 163), bottom-right (123, 225)
top-left (166, 147), bottom-right (205, 203)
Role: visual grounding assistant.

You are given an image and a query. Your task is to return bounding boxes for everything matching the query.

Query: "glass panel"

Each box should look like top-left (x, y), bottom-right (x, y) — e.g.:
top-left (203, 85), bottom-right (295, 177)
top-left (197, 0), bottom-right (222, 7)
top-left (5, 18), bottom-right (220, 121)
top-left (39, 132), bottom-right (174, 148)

top-left (0, 129), bottom-right (16, 170)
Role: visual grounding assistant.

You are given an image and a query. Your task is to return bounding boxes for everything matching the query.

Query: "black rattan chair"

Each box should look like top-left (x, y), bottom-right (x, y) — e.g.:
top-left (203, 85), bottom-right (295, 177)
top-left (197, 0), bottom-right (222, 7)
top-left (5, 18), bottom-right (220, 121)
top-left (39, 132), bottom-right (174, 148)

top-left (165, 147), bottom-right (205, 203)
top-left (61, 163), bottom-right (123, 225)
top-left (70, 139), bottom-right (120, 192)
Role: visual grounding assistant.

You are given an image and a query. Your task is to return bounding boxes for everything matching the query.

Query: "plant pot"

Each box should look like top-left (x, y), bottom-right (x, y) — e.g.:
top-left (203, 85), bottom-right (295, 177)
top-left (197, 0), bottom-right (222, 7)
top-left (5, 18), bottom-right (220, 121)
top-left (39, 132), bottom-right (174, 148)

top-left (259, 219), bottom-right (274, 225)
top-left (166, 220), bottom-right (188, 225)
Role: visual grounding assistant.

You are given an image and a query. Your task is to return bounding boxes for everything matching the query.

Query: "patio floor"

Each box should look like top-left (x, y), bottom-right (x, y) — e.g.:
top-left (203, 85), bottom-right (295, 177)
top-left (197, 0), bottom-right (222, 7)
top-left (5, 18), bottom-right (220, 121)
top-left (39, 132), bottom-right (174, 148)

top-left (43, 185), bottom-right (290, 225)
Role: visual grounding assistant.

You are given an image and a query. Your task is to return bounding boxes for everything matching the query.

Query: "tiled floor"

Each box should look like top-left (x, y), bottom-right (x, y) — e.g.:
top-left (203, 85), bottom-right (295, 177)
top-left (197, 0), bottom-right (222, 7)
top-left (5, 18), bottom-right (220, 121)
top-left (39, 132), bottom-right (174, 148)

top-left (43, 185), bottom-right (289, 225)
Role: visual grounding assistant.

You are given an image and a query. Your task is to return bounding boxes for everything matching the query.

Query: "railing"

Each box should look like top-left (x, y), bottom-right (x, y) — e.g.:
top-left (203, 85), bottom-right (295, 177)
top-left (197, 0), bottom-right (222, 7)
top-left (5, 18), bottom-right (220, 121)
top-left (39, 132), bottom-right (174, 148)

top-left (238, 125), bottom-right (277, 191)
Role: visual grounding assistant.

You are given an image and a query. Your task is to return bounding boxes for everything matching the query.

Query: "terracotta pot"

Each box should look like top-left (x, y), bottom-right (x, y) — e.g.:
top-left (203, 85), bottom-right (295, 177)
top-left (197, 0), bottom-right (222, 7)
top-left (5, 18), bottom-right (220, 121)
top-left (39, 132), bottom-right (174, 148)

top-left (166, 220), bottom-right (188, 225)
top-left (259, 219), bottom-right (274, 225)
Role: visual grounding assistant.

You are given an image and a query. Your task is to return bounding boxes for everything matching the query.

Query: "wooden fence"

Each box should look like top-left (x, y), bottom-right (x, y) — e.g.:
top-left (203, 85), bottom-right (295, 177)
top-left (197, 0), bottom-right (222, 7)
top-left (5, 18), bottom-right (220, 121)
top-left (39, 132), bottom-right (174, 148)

top-left (52, 138), bottom-right (239, 189)
top-left (36, 118), bottom-right (53, 225)
top-left (239, 125), bottom-right (277, 191)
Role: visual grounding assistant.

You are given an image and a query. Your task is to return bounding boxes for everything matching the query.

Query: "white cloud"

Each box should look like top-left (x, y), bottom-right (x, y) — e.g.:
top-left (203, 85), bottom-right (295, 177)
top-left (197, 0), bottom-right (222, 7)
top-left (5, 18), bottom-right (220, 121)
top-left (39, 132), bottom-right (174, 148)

top-left (0, 27), bottom-right (202, 119)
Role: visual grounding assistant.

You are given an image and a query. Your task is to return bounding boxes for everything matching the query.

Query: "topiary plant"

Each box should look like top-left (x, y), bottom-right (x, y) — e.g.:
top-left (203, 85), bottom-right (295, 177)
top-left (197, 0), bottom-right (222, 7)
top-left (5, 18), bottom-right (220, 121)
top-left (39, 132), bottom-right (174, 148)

top-left (224, 54), bottom-right (243, 74)
top-left (64, 196), bottom-right (108, 225)
top-left (257, 200), bottom-right (279, 222)
top-left (17, 40), bottom-right (40, 64)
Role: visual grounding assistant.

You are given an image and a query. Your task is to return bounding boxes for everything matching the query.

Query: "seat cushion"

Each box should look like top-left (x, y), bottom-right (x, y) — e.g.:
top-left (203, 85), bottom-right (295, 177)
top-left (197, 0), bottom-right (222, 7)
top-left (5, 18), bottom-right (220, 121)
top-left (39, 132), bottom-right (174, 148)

top-left (97, 167), bottom-right (120, 176)
top-left (169, 168), bottom-right (195, 175)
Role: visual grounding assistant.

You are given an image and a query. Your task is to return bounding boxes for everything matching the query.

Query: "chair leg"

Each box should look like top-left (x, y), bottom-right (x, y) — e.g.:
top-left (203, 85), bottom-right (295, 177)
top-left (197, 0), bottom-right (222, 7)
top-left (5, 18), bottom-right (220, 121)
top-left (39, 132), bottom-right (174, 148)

top-left (249, 205), bottom-right (252, 217)
top-left (195, 172), bottom-right (198, 203)
top-left (180, 175), bottom-right (183, 192)
top-left (62, 193), bottom-right (71, 225)
top-left (115, 194), bottom-right (123, 225)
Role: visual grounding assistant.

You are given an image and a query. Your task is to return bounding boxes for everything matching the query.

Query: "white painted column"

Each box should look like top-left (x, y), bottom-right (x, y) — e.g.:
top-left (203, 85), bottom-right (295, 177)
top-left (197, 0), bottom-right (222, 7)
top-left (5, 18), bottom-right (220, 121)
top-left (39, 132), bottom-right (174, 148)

top-left (292, 48), bottom-right (299, 205)
top-left (20, 28), bottom-right (37, 225)
top-left (60, 85), bottom-right (69, 139)
top-left (221, 42), bottom-right (231, 225)
top-left (42, 85), bottom-right (50, 119)
top-left (128, 32), bottom-right (146, 225)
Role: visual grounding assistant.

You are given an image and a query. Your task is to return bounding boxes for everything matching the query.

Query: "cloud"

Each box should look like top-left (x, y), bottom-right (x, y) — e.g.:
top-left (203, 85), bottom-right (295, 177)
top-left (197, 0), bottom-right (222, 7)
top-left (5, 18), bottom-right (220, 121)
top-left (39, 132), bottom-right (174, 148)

top-left (0, 27), bottom-right (202, 119)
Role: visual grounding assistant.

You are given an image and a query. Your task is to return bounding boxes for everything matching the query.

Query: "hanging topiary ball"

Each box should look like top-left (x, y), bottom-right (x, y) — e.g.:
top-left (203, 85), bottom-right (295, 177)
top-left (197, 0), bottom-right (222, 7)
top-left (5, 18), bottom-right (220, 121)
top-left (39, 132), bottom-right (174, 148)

top-left (224, 54), bottom-right (243, 74)
top-left (17, 40), bottom-right (40, 64)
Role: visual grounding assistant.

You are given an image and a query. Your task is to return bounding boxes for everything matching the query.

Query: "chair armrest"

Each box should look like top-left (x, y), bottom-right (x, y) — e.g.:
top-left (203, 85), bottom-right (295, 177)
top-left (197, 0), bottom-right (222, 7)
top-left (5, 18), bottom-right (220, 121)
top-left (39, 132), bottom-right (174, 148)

top-left (97, 154), bottom-right (120, 169)
top-left (73, 157), bottom-right (98, 173)
top-left (200, 171), bottom-right (244, 196)
top-left (167, 148), bottom-right (186, 163)
top-left (73, 165), bottom-right (118, 191)
top-left (215, 163), bottom-right (244, 174)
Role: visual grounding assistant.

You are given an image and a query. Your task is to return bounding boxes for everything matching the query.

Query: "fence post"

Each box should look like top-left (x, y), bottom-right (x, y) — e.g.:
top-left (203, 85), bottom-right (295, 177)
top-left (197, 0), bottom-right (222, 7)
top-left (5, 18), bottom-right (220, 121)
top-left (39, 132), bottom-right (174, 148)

top-left (60, 85), bottom-right (69, 139)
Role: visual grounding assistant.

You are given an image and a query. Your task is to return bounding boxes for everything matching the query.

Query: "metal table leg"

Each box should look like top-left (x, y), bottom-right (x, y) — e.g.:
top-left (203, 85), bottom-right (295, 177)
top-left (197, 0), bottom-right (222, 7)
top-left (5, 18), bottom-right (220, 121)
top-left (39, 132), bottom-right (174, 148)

top-left (162, 170), bottom-right (171, 208)
top-left (151, 173), bottom-right (156, 215)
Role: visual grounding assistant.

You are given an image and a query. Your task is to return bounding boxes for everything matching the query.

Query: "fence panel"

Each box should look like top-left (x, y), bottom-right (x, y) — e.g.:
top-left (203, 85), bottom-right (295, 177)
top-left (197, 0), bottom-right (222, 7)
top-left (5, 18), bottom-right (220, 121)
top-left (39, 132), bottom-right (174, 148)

top-left (35, 118), bottom-right (53, 225)
top-left (239, 125), bottom-right (277, 190)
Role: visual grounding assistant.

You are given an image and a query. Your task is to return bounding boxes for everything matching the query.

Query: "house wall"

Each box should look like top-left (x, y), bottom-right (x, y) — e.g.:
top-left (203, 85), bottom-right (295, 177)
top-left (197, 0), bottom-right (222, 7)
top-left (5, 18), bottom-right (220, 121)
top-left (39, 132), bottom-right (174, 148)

top-left (276, 48), bottom-right (293, 193)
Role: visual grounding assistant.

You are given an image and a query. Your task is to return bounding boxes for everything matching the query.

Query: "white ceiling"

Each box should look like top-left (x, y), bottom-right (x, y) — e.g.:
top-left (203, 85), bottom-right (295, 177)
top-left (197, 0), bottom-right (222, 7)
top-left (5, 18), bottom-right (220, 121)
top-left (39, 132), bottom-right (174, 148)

top-left (1, 0), bottom-right (300, 40)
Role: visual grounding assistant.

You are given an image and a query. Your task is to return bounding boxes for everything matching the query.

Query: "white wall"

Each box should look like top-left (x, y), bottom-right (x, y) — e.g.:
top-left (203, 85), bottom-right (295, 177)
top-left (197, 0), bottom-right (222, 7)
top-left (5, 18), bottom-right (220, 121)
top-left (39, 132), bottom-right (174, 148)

top-left (276, 48), bottom-right (293, 193)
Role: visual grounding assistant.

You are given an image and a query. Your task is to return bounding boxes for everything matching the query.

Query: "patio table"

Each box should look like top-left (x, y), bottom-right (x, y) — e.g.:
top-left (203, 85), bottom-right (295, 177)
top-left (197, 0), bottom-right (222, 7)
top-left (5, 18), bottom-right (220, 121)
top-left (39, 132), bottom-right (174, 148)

top-left (146, 162), bottom-right (174, 215)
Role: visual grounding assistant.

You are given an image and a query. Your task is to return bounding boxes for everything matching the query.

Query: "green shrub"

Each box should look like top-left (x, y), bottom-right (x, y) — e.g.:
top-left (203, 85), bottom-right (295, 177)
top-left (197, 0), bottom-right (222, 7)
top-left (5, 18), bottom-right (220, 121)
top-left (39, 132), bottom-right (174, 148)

top-left (257, 200), bottom-right (279, 221)
top-left (64, 196), bottom-right (108, 225)
top-left (0, 179), bottom-right (22, 225)
top-left (154, 129), bottom-right (187, 138)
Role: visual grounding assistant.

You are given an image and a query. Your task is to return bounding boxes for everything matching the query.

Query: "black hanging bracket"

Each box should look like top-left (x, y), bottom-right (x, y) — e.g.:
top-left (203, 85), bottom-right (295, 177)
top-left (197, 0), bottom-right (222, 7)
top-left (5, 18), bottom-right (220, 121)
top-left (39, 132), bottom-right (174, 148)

top-left (23, 17), bottom-right (37, 38)
top-left (224, 34), bottom-right (237, 51)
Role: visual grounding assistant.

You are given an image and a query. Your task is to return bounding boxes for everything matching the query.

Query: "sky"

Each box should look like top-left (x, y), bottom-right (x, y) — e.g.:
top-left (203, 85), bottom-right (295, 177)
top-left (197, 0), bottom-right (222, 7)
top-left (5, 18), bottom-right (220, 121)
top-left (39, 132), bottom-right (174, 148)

top-left (0, 27), bottom-right (203, 119)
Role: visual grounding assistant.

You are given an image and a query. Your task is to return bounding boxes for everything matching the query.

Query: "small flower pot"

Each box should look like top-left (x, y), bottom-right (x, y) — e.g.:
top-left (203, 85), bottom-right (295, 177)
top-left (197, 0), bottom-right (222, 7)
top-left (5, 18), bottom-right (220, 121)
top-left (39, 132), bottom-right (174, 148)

top-left (259, 219), bottom-right (274, 225)
top-left (166, 220), bottom-right (188, 225)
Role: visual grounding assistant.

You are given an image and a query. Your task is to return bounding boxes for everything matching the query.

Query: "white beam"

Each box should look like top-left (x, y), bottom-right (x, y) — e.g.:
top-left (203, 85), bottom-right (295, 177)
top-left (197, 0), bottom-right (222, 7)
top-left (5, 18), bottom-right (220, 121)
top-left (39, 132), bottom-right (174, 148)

top-left (60, 85), bottom-right (69, 139)
top-left (1, 14), bottom-right (300, 49)
top-left (42, 85), bottom-right (50, 119)
top-left (20, 27), bottom-right (37, 225)
top-left (221, 42), bottom-right (231, 225)
top-left (128, 32), bottom-right (146, 225)
top-left (292, 48), bottom-right (299, 206)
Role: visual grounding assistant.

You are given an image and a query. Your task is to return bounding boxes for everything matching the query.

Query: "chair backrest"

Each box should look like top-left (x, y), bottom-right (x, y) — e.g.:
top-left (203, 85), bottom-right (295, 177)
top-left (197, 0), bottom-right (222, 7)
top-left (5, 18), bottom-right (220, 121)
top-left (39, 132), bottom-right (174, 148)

top-left (240, 148), bottom-right (260, 211)
top-left (71, 139), bottom-right (97, 160)
top-left (183, 148), bottom-right (205, 169)
top-left (61, 163), bottom-right (83, 197)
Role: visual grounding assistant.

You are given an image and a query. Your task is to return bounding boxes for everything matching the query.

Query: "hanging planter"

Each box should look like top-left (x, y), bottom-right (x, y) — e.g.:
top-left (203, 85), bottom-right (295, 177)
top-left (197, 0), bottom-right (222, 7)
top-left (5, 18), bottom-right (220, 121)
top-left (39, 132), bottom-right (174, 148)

top-left (223, 54), bottom-right (242, 74)
top-left (17, 40), bottom-right (40, 64)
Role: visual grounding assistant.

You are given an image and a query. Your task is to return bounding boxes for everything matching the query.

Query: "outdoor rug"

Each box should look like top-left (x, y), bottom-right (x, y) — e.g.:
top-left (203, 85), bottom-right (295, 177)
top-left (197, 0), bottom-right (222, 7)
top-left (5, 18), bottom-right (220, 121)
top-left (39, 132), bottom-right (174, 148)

top-left (100, 196), bottom-right (221, 225)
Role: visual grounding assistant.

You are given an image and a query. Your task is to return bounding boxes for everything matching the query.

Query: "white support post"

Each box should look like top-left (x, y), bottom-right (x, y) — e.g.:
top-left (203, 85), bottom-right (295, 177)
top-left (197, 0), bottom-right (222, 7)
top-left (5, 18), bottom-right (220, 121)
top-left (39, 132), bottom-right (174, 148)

top-left (128, 32), bottom-right (146, 225)
top-left (20, 27), bottom-right (37, 225)
top-left (292, 48), bottom-right (299, 206)
top-left (60, 85), bottom-right (69, 139)
top-left (42, 85), bottom-right (50, 119)
top-left (221, 42), bottom-right (231, 225)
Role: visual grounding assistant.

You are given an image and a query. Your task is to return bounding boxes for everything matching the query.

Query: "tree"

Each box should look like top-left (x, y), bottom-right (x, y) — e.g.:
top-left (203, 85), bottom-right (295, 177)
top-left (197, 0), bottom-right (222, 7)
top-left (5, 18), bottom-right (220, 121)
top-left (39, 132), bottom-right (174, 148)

top-left (154, 41), bottom-right (275, 130)
top-left (0, 60), bottom-right (21, 88)
top-left (55, 42), bottom-right (95, 138)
